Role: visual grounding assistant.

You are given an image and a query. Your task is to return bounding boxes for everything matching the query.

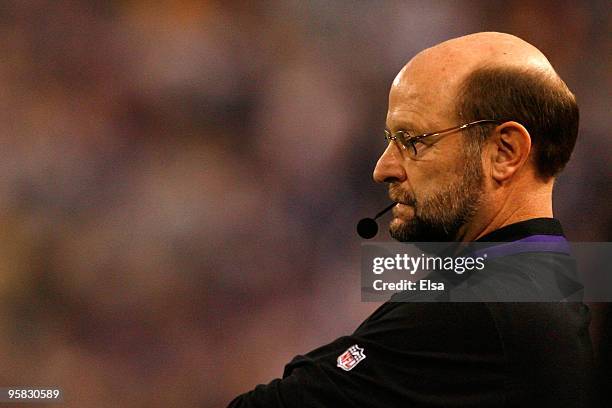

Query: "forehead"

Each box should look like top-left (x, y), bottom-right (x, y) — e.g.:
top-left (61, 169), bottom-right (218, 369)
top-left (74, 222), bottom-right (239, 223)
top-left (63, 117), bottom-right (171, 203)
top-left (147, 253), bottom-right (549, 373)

top-left (386, 50), bottom-right (464, 130)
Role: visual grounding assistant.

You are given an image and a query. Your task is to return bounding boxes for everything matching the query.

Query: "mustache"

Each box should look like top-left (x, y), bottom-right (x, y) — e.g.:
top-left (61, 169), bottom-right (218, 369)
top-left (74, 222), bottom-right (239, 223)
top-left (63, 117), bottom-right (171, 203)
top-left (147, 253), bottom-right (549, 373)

top-left (388, 183), bottom-right (417, 206)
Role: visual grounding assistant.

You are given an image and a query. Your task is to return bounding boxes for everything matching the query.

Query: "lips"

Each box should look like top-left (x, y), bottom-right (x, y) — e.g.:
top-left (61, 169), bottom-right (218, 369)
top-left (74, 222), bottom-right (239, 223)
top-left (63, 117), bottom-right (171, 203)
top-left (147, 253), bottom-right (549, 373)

top-left (389, 184), bottom-right (416, 208)
top-left (391, 199), bottom-right (416, 208)
top-left (392, 202), bottom-right (415, 218)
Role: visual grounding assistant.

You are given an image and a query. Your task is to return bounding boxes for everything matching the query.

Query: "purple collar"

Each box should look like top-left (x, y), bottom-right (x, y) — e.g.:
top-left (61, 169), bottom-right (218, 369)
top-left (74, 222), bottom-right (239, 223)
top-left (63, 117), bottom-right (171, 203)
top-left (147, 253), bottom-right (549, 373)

top-left (471, 234), bottom-right (570, 259)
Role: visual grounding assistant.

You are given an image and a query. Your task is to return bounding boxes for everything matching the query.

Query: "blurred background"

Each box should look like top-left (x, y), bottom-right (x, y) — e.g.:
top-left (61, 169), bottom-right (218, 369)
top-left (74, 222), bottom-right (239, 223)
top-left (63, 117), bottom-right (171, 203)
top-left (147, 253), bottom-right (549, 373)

top-left (0, 1), bottom-right (609, 407)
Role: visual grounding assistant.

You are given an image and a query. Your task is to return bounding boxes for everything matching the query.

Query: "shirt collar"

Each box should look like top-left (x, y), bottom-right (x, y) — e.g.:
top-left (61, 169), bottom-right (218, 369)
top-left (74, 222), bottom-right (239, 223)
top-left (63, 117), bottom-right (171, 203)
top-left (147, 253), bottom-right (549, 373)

top-left (475, 217), bottom-right (565, 243)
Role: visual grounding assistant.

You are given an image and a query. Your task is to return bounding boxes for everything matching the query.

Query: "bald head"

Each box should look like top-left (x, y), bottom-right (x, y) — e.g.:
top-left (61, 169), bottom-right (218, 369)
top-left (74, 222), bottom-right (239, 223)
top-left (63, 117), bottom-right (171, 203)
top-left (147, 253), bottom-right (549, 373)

top-left (388, 31), bottom-right (578, 179)
top-left (392, 33), bottom-right (558, 117)
top-left (413, 32), bottom-right (555, 76)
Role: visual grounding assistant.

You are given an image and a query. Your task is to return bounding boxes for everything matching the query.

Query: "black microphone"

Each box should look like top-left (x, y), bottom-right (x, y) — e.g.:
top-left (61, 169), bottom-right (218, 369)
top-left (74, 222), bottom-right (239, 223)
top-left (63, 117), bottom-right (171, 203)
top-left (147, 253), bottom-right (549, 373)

top-left (356, 202), bottom-right (397, 239)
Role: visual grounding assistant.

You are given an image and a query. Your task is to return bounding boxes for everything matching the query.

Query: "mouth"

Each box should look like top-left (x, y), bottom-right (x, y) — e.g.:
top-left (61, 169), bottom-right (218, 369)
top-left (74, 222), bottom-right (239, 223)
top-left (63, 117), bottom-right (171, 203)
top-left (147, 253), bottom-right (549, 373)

top-left (394, 201), bottom-right (412, 207)
top-left (392, 202), bottom-right (415, 218)
top-left (388, 185), bottom-right (416, 218)
top-left (389, 190), bottom-right (416, 208)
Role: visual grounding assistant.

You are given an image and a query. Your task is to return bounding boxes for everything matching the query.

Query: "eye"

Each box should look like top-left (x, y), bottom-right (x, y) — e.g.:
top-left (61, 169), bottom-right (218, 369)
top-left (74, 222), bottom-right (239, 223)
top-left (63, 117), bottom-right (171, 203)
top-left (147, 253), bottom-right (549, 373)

top-left (406, 135), bottom-right (436, 157)
top-left (391, 131), bottom-right (408, 147)
top-left (413, 138), bottom-right (429, 148)
top-left (393, 133), bottom-right (417, 156)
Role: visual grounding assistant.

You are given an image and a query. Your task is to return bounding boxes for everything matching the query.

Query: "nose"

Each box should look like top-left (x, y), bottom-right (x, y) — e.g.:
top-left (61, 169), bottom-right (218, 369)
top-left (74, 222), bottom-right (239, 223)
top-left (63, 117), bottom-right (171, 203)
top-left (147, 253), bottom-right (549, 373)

top-left (373, 142), bottom-right (407, 184)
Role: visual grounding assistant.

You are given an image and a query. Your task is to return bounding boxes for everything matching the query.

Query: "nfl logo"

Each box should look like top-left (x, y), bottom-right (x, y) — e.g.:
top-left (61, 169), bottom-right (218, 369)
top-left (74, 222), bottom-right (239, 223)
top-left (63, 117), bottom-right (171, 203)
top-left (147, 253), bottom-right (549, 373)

top-left (337, 345), bottom-right (366, 371)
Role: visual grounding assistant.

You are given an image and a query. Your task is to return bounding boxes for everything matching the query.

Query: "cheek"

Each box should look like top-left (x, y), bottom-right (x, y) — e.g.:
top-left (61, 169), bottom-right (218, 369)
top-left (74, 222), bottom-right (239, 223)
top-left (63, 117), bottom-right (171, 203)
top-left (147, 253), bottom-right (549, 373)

top-left (410, 158), bottom-right (464, 198)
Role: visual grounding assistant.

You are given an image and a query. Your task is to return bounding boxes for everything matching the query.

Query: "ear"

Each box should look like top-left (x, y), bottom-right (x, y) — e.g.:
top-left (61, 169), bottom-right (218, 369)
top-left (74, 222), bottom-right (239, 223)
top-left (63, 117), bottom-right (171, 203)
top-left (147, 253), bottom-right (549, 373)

top-left (487, 121), bottom-right (531, 182)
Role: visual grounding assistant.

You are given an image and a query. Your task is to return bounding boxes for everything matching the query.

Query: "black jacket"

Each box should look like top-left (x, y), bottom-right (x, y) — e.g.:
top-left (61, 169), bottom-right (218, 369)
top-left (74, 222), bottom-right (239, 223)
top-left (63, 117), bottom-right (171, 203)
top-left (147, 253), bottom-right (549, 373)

top-left (228, 219), bottom-right (593, 407)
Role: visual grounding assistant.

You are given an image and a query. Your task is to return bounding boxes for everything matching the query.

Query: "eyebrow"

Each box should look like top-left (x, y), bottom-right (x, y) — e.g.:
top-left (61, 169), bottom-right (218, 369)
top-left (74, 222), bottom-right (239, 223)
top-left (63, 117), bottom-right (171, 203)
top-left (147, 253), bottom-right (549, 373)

top-left (385, 120), bottom-right (422, 134)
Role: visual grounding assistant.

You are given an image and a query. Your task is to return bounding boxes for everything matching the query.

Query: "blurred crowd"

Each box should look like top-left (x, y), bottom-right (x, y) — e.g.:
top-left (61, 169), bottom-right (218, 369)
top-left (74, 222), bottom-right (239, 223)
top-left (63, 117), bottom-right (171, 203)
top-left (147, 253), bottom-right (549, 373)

top-left (0, 1), bottom-right (609, 407)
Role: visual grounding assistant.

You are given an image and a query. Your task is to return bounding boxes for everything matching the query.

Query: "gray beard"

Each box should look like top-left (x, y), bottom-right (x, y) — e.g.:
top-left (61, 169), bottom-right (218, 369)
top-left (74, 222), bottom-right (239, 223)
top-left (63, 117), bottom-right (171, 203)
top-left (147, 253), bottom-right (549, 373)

top-left (389, 153), bottom-right (484, 242)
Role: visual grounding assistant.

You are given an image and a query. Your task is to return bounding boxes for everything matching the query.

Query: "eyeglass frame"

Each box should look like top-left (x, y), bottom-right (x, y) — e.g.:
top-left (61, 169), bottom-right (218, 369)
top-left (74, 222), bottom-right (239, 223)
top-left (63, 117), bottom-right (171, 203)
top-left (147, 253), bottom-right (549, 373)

top-left (384, 119), bottom-right (501, 156)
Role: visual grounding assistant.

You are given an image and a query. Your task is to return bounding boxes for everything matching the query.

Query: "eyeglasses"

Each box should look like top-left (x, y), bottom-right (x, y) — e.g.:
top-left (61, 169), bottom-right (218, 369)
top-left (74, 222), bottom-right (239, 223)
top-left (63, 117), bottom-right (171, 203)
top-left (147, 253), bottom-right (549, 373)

top-left (384, 119), bottom-right (501, 157)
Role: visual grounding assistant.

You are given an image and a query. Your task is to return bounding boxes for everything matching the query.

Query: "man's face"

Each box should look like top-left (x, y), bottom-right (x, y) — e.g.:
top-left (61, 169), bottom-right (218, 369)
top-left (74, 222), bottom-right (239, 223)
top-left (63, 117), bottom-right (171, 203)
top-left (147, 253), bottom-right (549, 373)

top-left (373, 62), bottom-right (484, 242)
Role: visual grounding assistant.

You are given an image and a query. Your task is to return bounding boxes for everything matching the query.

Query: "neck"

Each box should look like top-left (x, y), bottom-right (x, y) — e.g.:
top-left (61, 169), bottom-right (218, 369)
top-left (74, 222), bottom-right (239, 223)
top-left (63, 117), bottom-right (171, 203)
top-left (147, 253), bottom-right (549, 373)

top-left (460, 180), bottom-right (554, 242)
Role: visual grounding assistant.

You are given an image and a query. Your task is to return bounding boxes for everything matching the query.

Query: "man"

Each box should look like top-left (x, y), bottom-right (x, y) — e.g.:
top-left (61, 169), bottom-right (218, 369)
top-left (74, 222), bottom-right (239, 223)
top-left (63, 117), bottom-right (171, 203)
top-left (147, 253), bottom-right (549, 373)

top-left (228, 32), bottom-right (593, 407)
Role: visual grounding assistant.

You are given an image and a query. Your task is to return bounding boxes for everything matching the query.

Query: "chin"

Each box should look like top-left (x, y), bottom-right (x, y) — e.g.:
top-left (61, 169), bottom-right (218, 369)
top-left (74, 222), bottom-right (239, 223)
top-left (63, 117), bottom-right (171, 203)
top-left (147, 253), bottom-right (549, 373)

top-left (389, 217), bottom-right (410, 232)
top-left (389, 219), bottom-right (417, 242)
